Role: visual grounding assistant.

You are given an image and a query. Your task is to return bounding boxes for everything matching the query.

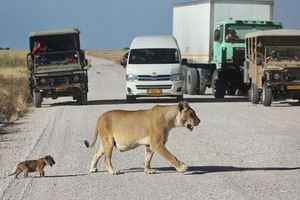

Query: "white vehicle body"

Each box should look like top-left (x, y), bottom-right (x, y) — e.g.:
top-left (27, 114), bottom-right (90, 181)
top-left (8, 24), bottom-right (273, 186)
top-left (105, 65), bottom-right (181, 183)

top-left (173, 0), bottom-right (274, 64)
top-left (126, 35), bottom-right (184, 102)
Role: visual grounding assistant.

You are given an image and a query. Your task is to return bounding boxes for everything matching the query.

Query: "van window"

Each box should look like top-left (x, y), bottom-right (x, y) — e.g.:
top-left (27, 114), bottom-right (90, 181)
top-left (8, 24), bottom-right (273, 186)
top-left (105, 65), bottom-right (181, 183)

top-left (129, 49), bottom-right (180, 64)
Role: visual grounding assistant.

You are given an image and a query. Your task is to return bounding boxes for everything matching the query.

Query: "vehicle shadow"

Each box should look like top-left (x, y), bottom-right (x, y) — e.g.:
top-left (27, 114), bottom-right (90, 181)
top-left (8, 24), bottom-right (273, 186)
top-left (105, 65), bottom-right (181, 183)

top-left (43, 96), bottom-right (299, 107)
top-left (154, 165), bottom-right (300, 175)
top-left (47, 96), bottom-right (250, 107)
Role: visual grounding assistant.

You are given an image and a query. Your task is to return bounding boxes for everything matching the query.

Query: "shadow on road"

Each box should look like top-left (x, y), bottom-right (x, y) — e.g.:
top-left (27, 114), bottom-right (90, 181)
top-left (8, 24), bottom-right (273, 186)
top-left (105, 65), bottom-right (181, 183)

top-left (47, 96), bottom-right (250, 107)
top-left (45, 173), bottom-right (88, 178)
top-left (154, 165), bottom-right (300, 175)
top-left (46, 96), bottom-right (300, 107)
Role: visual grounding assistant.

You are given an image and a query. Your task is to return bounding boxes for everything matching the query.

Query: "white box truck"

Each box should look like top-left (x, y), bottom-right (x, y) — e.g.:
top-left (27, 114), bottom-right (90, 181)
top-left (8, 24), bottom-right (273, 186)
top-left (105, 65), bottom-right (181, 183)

top-left (173, 0), bottom-right (282, 98)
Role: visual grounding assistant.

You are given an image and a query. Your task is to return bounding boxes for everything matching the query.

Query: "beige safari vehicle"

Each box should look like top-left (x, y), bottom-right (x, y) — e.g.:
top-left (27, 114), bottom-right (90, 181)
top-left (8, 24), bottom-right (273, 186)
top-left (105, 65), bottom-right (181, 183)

top-left (244, 29), bottom-right (300, 106)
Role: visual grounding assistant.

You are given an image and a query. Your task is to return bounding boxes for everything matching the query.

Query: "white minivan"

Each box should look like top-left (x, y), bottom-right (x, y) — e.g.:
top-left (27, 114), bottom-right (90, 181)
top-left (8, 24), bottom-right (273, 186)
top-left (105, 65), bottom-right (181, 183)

top-left (125, 35), bottom-right (185, 102)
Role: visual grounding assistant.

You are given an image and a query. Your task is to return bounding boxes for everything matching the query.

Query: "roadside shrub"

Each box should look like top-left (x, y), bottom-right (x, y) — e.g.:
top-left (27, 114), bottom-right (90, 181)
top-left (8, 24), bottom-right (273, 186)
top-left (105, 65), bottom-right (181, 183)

top-left (0, 74), bottom-right (32, 121)
top-left (0, 50), bottom-right (31, 122)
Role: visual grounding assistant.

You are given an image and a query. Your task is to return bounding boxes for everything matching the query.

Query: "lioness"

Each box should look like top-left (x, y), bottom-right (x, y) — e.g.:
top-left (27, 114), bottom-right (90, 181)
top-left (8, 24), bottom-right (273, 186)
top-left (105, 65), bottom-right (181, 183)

top-left (9, 155), bottom-right (55, 178)
top-left (84, 101), bottom-right (200, 175)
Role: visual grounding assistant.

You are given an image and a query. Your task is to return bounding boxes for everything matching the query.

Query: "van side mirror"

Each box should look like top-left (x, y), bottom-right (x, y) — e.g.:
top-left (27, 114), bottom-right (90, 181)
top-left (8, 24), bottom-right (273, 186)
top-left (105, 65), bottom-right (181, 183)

top-left (181, 58), bottom-right (187, 65)
top-left (214, 30), bottom-right (220, 41)
top-left (120, 58), bottom-right (127, 67)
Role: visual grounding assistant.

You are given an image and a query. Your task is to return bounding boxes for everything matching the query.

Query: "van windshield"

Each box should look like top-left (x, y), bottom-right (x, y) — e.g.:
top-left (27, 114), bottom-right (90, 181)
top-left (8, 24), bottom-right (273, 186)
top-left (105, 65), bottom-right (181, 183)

top-left (129, 49), bottom-right (180, 64)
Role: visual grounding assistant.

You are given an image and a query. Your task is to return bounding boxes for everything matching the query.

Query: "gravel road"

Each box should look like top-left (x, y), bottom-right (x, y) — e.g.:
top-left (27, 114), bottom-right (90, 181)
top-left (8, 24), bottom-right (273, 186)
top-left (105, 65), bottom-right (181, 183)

top-left (1, 56), bottom-right (299, 200)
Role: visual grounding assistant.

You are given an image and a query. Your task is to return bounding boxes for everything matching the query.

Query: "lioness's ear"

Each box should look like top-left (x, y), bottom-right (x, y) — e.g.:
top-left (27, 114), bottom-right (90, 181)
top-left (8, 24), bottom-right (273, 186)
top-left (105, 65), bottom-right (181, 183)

top-left (178, 101), bottom-right (189, 111)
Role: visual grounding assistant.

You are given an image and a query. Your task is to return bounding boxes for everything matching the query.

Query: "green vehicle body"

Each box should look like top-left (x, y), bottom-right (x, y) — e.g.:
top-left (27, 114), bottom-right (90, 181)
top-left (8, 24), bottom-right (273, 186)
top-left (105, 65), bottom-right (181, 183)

top-left (27, 28), bottom-right (88, 107)
top-left (210, 20), bottom-right (282, 98)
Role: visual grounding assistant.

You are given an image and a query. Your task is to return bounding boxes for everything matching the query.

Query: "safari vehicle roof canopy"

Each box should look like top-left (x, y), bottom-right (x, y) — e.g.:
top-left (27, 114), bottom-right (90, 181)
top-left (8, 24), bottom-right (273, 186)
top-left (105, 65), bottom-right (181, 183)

top-left (29, 28), bottom-right (80, 37)
top-left (29, 28), bottom-right (81, 51)
top-left (245, 29), bottom-right (300, 38)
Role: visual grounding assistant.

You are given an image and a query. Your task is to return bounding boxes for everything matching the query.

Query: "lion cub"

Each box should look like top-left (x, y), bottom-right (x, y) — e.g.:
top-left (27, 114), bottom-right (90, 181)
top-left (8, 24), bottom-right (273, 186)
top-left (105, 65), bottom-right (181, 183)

top-left (9, 155), bottom-right (55, 178)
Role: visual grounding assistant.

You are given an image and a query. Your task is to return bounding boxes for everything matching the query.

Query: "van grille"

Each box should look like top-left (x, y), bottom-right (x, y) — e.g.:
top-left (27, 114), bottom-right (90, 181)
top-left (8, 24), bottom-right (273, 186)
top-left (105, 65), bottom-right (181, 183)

top-left (136, 85), bottom-right (172, 90)
top-left (137, 75), bottom-right (170, 81)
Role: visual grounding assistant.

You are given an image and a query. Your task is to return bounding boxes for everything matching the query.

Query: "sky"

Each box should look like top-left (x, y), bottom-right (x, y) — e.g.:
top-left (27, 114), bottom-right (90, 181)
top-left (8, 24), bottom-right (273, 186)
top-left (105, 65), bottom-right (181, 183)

top-left (0, 0), bottom-right (300, 50)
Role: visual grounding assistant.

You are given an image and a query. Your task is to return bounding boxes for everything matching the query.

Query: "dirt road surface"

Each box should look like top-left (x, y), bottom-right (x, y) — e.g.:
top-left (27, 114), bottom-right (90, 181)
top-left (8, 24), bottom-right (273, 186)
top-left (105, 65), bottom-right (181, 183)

top-left (1, 56), bottom-right (299, 200)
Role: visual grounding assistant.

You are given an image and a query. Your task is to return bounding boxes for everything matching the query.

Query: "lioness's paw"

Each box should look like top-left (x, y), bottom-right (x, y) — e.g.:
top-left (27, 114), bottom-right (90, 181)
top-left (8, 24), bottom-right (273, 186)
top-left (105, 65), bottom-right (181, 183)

top-left (90, 168), bottom-right (98, 173)
top-left (176, 164), bottom-right (188, 173)
top-left (110, 170), bottom-right (120, 175)
top-left (145, 169), bottom-right (156, 174)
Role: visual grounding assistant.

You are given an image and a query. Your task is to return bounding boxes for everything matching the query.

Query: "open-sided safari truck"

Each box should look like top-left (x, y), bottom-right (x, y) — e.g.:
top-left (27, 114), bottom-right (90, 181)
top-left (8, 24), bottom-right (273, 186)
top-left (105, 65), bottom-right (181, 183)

top-left (27, 28), bottom-right (88, 107)
top-left (244, 29), bottom-right (300, 106)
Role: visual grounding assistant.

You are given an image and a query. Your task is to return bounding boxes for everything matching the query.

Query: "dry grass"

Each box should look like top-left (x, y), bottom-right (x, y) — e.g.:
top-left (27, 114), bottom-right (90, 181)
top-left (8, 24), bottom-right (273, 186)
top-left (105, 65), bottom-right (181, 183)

top-left (0, 50), bottom-right (31, 122)
top-left (0, 50), bottom-right (125, 122)
top-left (86, 49), bottom-right (128, 65)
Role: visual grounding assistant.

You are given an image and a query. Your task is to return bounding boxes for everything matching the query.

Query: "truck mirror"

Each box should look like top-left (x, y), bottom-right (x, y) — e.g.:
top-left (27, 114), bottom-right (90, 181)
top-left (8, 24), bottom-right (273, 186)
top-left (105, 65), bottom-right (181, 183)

top-left (181, 58), bottom-right (187, 65)
top-left (214, 30), bottom-right (220, 41)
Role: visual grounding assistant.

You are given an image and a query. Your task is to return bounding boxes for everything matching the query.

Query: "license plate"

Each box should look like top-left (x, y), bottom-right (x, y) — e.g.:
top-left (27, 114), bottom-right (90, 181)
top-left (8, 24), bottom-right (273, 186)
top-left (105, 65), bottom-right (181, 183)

top-left (54, 87), bottom-right (67, 92)
top-left (148, 89), bottom-right (162, 94)
top-left (287, 85), bottom-right (300, 90)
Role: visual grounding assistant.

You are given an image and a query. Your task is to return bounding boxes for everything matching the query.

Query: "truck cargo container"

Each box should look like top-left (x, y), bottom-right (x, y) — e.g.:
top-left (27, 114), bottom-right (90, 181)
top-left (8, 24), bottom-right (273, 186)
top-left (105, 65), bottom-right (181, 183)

top-left (173, 0), bottom-right (282, 98)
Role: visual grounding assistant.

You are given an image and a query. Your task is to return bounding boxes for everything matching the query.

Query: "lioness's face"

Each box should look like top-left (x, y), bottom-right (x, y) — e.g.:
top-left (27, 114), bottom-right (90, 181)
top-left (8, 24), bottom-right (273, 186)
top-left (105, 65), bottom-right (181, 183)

top-left (45, 155), bottom-right (56, 166)
top-left (178, 101), bottom-right (200, 131)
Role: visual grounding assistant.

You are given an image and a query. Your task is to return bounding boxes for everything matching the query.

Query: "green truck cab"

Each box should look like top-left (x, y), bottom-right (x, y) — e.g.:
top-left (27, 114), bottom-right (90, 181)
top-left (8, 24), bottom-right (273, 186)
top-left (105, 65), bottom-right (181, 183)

top-left (211, 20), bottom-right (282, 98)
top-left (27, 28), bottom-right (88, 107)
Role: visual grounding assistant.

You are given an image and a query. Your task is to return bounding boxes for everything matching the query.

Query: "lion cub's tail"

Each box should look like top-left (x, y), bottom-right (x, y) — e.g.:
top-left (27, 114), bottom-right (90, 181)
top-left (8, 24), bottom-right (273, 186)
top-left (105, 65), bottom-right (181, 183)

top-left (84, 129), bottom-right (98, 148)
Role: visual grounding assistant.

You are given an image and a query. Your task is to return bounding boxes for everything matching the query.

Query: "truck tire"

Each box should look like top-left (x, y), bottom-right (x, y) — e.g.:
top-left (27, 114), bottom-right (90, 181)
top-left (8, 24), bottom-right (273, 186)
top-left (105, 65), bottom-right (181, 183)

top-left (212, 70), bottom-right (226, 98)
top-left (33, 90), bottom-right (42, 108)
top-left (262, 82), bottom-right (272, 106)
top-left (78, 92), bottom-right (88, 105)
top-left (250, 83), bottom-right (260, 104)
top-left (186, 68), bottom-right (198, 95)
top-left (182, 68), bottom-right (187, 94)
top-left (197, 69), bottom-right (206, 95)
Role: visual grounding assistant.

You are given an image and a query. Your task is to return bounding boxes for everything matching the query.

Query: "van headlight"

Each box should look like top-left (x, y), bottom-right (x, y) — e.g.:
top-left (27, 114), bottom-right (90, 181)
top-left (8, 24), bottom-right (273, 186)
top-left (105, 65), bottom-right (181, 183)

top-left (170, 73), bottom-right (183, 81)
top-left (126, 74), bottom-right (138, 82)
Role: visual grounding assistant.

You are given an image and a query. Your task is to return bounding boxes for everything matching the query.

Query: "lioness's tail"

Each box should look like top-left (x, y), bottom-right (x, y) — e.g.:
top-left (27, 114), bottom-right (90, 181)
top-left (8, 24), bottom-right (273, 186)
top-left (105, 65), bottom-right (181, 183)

top-left (8, 168), bottom-right (19, 176)
top-left (84, 128), bottom-right (98, 148)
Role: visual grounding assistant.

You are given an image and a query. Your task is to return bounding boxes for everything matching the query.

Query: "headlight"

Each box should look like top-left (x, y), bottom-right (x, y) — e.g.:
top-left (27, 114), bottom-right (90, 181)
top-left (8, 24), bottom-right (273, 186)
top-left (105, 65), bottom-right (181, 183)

top-left (170, 73), bottom-right (183, 81)
top-left (74, 75), bottom-right (80, 82)
top-left (126, 74), bottom-right (138, 82)
top-left (40, 78), bottom-right (46, 84)
top-left (273, 73), bottom-right (280, 80)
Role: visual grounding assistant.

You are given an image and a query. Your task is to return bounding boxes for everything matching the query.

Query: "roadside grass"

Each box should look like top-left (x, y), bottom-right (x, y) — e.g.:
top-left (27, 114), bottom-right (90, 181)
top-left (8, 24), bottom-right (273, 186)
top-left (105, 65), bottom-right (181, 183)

top-left (0, 50), bottom-right (124, 122)
top-left (0, 50), bottom-right (31, 122)
top-left (86, 49), bottom-right (128, 66)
